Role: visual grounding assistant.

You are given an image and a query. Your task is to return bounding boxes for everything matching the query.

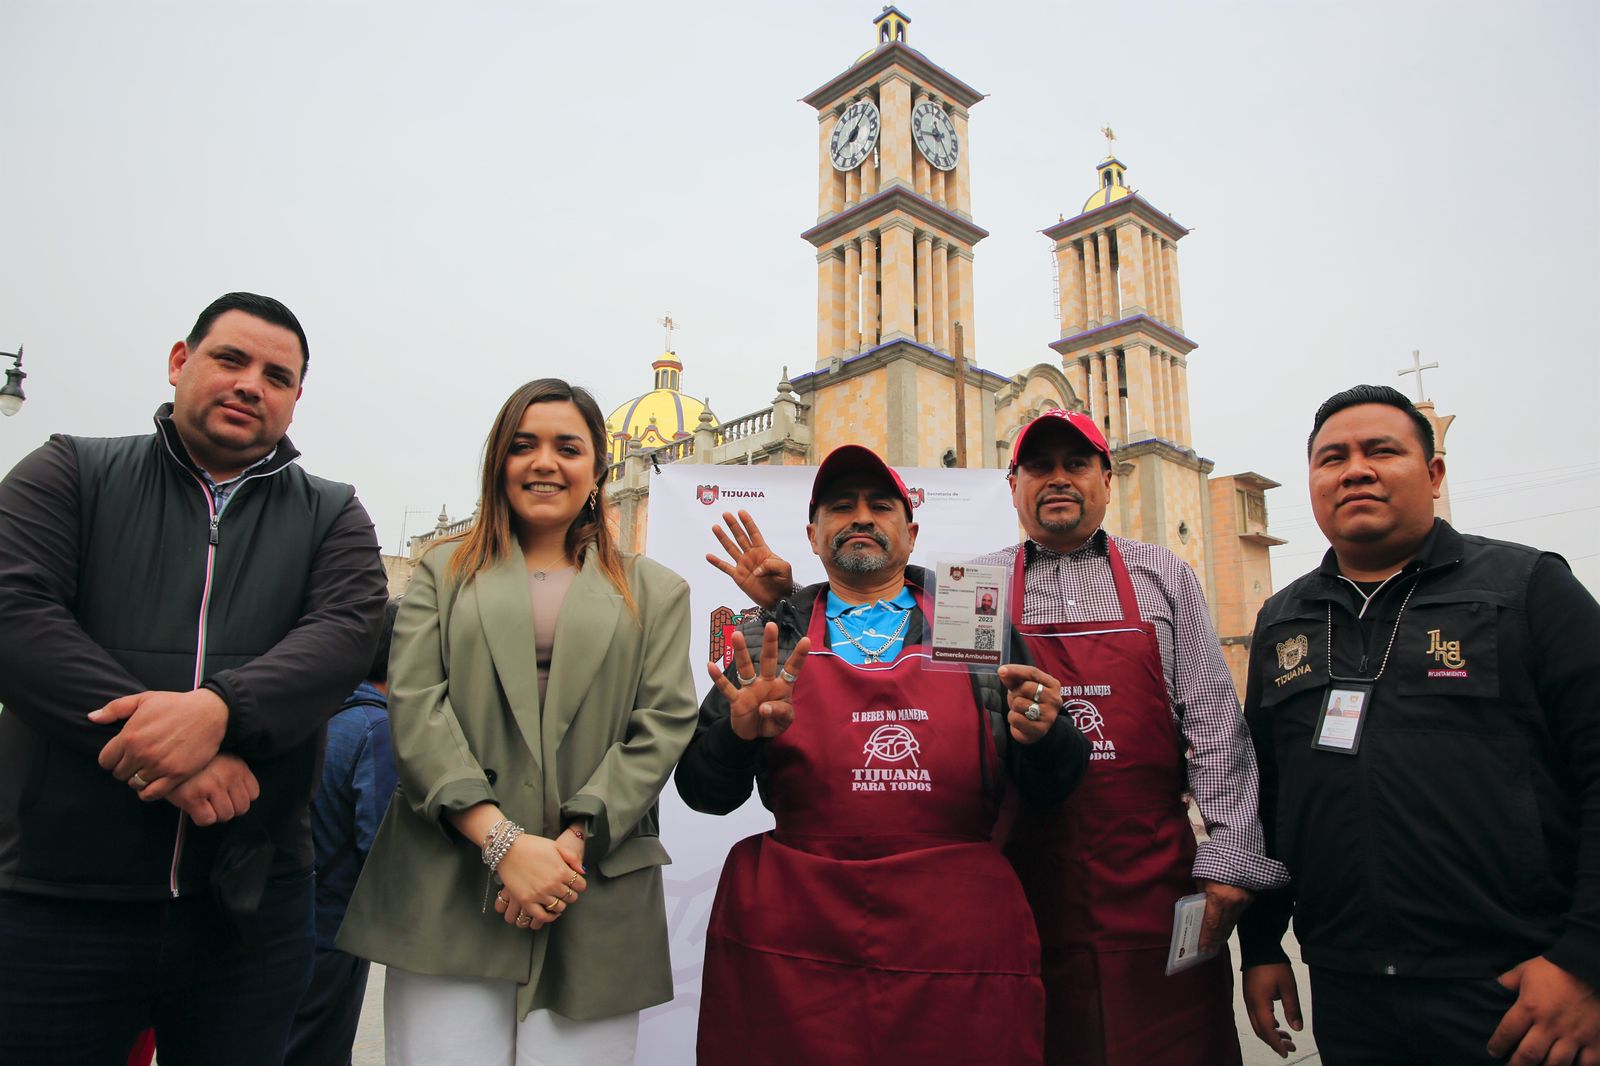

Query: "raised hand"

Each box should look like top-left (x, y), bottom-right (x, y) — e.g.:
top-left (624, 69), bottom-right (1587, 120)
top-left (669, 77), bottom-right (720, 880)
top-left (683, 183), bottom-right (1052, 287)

top-left (708, 623), bottom-right (810, 741)
top-left (706, 510), bottom-right (793, 611)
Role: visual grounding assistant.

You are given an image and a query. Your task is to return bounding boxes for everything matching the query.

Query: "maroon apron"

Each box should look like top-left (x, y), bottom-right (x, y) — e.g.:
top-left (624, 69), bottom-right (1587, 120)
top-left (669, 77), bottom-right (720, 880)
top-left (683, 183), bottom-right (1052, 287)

top-left (1004, 541), bottom-right (1240, 1066)
top-left (698, 590), bottom-right (1045, 1066)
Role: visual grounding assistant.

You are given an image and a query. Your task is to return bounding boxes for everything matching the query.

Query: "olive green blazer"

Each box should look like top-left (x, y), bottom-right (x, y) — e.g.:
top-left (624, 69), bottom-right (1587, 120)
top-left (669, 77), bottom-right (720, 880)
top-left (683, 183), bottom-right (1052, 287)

top-left (337, 541), bottom-right (696, 1020)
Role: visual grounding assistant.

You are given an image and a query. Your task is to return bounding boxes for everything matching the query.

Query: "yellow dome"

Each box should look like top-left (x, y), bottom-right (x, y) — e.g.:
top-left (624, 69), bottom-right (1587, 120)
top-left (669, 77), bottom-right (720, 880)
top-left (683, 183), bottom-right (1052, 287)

top-left (1082, 156), bottom-right (1133, 213)
top-left (1083, 184), bottom-right (1132, 213)
top-left (605, 351), bottom-right (718, 464)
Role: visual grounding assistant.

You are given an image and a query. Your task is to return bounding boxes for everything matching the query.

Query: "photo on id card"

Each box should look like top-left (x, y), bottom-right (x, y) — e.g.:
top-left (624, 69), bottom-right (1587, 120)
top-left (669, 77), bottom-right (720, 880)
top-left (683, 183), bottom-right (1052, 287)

top-left (1311, 683), bottom-right (1372, 754)
top-left (926, 556), bottom-right (1012, 673)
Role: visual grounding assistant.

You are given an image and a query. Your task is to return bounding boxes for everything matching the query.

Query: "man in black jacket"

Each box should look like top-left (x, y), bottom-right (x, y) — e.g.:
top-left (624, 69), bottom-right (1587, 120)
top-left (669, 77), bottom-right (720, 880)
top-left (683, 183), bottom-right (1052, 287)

top-left (1239, 385), bottom-right (1600, 1065)
top-left (0, 293), bottom-right (389, 1065)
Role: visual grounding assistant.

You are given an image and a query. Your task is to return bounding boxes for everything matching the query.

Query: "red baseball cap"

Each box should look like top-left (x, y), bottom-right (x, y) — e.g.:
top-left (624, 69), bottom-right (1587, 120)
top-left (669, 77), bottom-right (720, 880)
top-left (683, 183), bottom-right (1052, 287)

top-left (809, 445), bottom-right (914, 518)
top-left (1009, 409), bottom-right (1111, 471)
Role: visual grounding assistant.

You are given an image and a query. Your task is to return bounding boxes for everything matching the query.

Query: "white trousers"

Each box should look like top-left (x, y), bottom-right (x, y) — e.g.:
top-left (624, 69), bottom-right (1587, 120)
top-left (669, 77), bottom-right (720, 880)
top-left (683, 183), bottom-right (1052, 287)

top-left (383, 966), bottom-right (639, 1066)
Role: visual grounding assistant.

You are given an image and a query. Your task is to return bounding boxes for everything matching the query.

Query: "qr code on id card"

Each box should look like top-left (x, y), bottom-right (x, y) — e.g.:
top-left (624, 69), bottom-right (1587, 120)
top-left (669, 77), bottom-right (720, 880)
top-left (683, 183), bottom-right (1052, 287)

top-left (974, 627), bottom-right (996, 652)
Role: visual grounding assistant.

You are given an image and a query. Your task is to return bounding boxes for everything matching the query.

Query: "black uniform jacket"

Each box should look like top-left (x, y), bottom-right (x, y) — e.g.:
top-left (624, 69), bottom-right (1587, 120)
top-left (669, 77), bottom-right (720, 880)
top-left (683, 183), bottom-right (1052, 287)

top-left (1238, 521), bottom-right (1600, 991)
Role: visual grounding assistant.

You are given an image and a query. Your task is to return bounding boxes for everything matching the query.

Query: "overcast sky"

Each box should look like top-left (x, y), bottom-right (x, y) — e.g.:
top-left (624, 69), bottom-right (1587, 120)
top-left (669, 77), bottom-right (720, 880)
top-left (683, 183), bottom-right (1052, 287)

top-left (3, 0), bottom-right (1596, 590)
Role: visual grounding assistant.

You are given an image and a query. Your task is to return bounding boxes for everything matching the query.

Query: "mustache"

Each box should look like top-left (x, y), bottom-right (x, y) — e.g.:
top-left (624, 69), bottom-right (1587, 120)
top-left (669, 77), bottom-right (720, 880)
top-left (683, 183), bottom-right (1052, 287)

top-left (1038, 489), bottom-right (1084, 507)
top-left (831, 524), bottom-right (890, 552)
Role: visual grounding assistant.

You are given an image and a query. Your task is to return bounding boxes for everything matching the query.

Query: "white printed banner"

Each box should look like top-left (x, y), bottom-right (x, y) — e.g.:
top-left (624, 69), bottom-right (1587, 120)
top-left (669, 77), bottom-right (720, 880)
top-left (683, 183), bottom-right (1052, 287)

top-left (637, 462), bottom-right (1018, 1063)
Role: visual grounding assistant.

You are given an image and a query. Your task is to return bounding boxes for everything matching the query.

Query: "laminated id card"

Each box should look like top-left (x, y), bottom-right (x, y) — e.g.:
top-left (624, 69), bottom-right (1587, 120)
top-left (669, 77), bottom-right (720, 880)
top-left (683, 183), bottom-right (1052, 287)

top-left (1311, 683), bottom-right (1373, 754)
top-left (1165, 892), bottom-right (1219, 976)
top-left (926, 556), bottom-right (1011, 672)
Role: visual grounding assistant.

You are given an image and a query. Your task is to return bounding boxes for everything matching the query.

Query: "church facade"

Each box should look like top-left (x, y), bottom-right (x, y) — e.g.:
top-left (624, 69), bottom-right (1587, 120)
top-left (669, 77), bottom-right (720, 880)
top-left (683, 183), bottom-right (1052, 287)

top-left (410, 8), bottom-right (1287, 690)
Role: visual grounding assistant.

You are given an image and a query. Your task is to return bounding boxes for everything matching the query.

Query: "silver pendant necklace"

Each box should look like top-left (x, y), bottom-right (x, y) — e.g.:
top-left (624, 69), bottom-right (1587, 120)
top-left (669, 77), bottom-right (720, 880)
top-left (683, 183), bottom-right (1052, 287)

top-left (830, 609), bottom-right (911, 663)
top-left (528, 554), bottom-right (571, 582)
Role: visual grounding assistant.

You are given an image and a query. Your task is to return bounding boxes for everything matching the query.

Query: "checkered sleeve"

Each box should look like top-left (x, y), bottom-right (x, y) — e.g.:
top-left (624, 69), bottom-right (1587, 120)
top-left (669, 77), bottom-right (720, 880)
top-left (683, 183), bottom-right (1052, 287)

top-left (1161, 552), bottom-right (1290, 891)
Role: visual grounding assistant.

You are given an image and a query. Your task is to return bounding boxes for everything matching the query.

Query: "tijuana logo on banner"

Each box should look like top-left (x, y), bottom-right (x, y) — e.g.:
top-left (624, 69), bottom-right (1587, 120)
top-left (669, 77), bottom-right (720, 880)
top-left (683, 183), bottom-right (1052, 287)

top-left (696, 484), bottom-right (766, 506)
top-left (906, 487), bottom-right (926, 509)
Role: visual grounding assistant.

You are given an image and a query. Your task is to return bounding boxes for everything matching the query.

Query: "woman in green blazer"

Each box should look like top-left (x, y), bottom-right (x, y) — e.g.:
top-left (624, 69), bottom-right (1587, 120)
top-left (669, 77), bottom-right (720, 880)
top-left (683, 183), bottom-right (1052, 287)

top-left (339, 379), bottom-right (697, 1065)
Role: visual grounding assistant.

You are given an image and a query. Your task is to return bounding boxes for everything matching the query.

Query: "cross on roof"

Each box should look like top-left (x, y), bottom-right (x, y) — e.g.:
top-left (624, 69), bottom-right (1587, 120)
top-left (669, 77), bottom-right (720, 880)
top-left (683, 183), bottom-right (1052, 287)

top-left (657, 314), bottom-right (676, 351)
top-left (1100, 125), bottom-right (1116, 156)
top-left (1397, 349), bottom-right (1439, 402)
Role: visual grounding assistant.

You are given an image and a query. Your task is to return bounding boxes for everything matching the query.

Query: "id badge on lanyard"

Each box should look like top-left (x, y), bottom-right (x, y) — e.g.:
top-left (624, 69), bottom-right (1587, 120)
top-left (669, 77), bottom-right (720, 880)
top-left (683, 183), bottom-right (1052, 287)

top-left (1315, 582), bottom-right (1414, 756)
top-left (1311, 682), bottom-right (1374, 754)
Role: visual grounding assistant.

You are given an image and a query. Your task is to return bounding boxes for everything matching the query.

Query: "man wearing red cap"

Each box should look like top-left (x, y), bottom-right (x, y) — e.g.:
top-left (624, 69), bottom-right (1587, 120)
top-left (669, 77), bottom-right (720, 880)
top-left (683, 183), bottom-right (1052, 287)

top-left (710, 416), bottom-right (1282, 1065)
top-left (678, 444), bottom-right (1088, 1066)
top-left (975, 408), bottom-right (1284, 1065)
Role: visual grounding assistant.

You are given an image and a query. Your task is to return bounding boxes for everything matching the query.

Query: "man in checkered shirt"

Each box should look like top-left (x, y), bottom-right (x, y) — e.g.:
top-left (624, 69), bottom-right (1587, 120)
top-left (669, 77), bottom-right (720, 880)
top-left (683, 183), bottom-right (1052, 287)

top-left (970, 407), bottom-right (1287, 1064)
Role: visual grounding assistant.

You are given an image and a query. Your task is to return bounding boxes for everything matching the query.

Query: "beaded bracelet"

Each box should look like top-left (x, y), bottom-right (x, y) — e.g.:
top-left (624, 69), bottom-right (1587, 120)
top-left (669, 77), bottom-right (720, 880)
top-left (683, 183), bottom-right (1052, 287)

top-left (480, 818), bottom-right (524, 913)
top-left (482, 819), bottom-right (523, 869)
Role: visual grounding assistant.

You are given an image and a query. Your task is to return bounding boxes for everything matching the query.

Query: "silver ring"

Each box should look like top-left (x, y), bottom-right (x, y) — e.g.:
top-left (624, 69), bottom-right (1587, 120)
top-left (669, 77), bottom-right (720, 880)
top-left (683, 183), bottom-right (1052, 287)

top-left (736, 672), bottom-right (757, 686)
top-left (516, 914), bottom-right (532, 926)
top-left (1034, 681), bottom-right (1045, 701)
top-left (1024, 702), bottom-right (1042, 722)
top-left (130, 772), bottom-right (150, 790)
top-left (779, 668), bottom-right (798, 684)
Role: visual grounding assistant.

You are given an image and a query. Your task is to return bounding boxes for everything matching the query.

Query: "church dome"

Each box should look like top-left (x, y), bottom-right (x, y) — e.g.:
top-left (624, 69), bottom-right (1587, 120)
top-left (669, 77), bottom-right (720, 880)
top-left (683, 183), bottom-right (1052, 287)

top-left (605, 352), bottom-right (718, 464)
top-left (1082, 155), bottom-right (1133, 213)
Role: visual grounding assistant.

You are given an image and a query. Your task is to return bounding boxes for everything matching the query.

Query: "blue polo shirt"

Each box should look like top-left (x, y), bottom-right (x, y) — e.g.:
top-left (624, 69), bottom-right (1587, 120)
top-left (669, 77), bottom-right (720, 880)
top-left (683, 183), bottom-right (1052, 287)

top-left (823, 586), bottom-right (917, 665)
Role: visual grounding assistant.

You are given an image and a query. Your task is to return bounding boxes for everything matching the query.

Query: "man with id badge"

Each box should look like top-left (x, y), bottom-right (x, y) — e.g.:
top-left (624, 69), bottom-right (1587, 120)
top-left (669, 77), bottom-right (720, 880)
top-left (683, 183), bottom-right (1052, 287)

top-left (1239, 385), bottom-right (1600, 1065)
top-left (708, 413), bottom-right (1284, 1065)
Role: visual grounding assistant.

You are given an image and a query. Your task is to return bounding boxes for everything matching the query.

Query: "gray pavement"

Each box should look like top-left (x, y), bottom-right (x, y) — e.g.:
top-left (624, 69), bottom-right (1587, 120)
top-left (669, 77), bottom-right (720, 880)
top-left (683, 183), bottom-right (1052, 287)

top-left (347, 931), bottom-right (1320, 1065)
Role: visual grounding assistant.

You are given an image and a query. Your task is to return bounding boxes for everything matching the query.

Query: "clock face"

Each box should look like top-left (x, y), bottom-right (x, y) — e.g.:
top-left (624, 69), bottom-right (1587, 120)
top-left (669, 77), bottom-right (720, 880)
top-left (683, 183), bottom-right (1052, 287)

top-left (911, 101), bottom-right (959, 172)
top-left (829, 99), bottom-right (881, 172)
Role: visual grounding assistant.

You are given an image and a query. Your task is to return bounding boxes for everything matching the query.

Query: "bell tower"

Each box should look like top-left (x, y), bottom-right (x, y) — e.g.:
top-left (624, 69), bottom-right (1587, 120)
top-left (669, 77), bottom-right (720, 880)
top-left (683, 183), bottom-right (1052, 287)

top-left (1044, 133), bottom-right (1212, 575)
top-left (791, 8), bottom-right (1002, 468)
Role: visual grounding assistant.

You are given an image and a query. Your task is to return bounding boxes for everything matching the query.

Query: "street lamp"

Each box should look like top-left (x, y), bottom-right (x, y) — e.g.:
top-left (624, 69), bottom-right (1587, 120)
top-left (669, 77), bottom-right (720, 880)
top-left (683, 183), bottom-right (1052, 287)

top-left (0, 346), bottom-right (24, 417)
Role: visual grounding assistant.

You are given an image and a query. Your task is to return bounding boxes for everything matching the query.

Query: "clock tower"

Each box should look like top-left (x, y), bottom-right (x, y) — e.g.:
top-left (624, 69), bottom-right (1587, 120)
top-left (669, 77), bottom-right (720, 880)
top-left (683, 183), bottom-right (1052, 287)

top-left (790, 8), bottom-right (1004, 468)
